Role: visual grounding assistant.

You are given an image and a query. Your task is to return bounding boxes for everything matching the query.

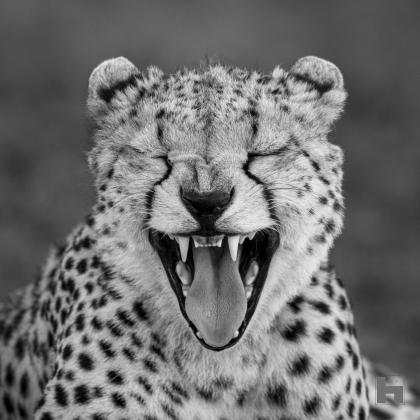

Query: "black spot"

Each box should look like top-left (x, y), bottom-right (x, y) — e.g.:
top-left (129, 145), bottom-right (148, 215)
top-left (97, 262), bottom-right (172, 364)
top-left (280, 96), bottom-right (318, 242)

top-left (111, 392), bottom-right (126, 408)
top-left (74, 384), bottom-right (91, 404)
top-left (288, 295), bottom-right (304, 313)
top-left (318, 366), bottom-right (333, 383)
top-left (149, 344), bottom-right (166, 362)
top-left (171, 381), bottom-right (189, 400)
top-left (3, 392), bottom-right (15, 414)
top-left (156, 108), bottom-right (166, 119)
top-left (338, 295), bottom-right (348, 310)
top-left (332, 395), bottom-right (341, 411)
top-left (325, 219), bottom-right (336, 234)
top-left (63, 344), bottom-right (73, 360)
top-left (355, 379), bottom-right (362, 396)
top-left (65, 257), bottom-right (74, 270)
top-left (335, 354), bottom-right (345, 371)
top-left (336, 318), bottom-right (345, 332)
top-left (196, 387), bottom-right (215, 402)
top-left (289, 354), bottom-right (311, 376)
top-left (358, 406), bottom-right (367, 420)
top-left (54, 383), bottom-right (69, 407)
top-left (106, 320), bottom-right (123, 337)
top-left (143, 358), bottom-right (158, 373)
top-left (324, 283), bottom-right (334, 299)
top-left (281, 319), bottom-right (307, 342)
top-left (161, 402), bottom-right (179, 420)
top-left (76, 259), bottom-right (88, 275)
top-left (347, 400), bottom-right (355, 417)
top-left (352, 353), bottom-right (360, 370)
top-left (75, 313), bottom-right (85, 331)
top-left (91, 317), bottom-right (103, 330)
top-left (122, 347), bottom-right (136, 362)
top-left (133, 301), bottom-right (149, 321)
top-left (266, 383), bottom-right (288, 407)
top-left (310, 300), bottom-right (331, 314)
top-left (162, 385), bottom-right (183, 406)
top-left (78, 352), bottom-right (94, 371)
top-left (98, 340), bottom-right (116, 358)
top-left (319, 175), bottom-right (330, 185)
top-left (5, 363), bottom-right (15, 386)
top-left (107, 370), bottom-right (124, 385)
top-left (318, 327), bottom-right (336, 344)
top-left (17, 403), bottom-right (27, 418)
top-left (19, 372), bottom-right (30, 398)
top-left (345, 377), bottom-right (352, 393)
top-left (116, 309), bottom-right (135, 327)
top-left (319, 196), bottom-right (328, 205)
top-left (138, 376), bottom-right (153, 394)
top-left (303, 395), bottom-right (321, 416)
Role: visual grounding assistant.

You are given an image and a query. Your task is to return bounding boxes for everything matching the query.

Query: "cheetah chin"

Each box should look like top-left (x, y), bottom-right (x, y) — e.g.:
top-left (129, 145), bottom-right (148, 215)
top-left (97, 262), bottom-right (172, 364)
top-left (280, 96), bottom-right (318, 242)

top-left (150, 229), bottom-right (279, 350)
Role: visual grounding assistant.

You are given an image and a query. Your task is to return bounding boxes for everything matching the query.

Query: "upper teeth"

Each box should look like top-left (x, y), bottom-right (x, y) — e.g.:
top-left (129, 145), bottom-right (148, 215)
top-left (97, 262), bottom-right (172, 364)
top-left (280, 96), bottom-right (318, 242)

top-left (171, 232), bottom-right (256, 262)
top-left (192, 235), bottom-right (224, 248)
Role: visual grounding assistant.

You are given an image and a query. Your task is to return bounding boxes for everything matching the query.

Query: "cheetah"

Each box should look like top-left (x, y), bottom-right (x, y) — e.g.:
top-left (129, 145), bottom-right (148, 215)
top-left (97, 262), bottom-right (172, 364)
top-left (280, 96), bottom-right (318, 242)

top-left (0, 56), bottom-right (419, 420)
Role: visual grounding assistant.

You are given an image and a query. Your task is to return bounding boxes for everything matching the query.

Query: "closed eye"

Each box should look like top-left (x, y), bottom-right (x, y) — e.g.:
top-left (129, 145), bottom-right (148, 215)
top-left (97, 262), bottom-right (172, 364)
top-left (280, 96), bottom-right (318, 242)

top-left (118, 145), bottom-right (169, 163)
top-left (248, 146), bottom-right (288, 158)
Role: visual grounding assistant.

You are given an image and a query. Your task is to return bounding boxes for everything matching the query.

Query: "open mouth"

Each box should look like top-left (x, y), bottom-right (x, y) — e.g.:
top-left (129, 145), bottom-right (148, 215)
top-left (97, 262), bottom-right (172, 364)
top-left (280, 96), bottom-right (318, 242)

top-left (149, 229), bottom-right (279, 351)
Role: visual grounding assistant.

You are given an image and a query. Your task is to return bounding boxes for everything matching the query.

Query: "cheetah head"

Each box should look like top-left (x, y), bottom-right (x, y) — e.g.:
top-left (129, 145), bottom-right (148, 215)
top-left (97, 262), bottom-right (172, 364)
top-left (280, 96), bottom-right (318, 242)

top-left (87, 56), bottom-right (346, 351)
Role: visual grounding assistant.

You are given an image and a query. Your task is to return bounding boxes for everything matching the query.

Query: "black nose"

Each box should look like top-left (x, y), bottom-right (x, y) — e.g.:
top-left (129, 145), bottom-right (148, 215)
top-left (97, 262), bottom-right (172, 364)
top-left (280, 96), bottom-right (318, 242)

top-left (181, 189), bottom-right (233, 218)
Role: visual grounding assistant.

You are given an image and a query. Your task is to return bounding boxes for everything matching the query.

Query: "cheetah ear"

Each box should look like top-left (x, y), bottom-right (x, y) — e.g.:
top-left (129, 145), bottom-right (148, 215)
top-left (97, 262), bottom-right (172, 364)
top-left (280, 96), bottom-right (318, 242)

top-left (287, 56), bottom-right (347, 131)
top-left (87, 57), bottom-right (140, 126)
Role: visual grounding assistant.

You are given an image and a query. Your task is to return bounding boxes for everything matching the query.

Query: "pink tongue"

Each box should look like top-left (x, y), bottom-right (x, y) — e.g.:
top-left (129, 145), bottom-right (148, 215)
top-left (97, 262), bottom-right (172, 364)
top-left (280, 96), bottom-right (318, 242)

top-left (185, 244), bottom-right (247, 347)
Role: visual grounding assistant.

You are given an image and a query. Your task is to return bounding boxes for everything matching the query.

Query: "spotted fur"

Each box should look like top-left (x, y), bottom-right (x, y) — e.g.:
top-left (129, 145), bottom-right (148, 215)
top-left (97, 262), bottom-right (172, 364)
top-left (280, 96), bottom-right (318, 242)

top-left (0, 56), bottom-right (418, 419)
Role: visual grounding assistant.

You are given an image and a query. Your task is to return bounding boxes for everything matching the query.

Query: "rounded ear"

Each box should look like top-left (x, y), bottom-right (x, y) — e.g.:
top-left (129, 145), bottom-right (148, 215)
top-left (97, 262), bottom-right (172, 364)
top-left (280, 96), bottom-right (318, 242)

top-left (289, 56), bottom-right (344, 93)
top-left (87, 57), bottom-right (140, 123)
top-left (286, 56), bottom-right (347, 131)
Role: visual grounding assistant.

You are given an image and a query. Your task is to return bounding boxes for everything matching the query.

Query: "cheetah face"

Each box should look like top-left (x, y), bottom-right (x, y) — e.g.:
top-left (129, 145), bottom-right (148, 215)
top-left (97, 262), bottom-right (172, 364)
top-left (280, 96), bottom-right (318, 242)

top-left (87, 56), bottom-right (346, 351)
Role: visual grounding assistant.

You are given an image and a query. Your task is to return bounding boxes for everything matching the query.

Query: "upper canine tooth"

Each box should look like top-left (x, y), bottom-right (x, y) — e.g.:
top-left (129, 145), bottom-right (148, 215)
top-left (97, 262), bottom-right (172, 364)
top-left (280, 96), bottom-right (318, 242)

top-left (175, 261), bottom-right (192, 285)
top-left (177, 236), bottom-right (190, 262)
top-left (228, 235), bottom-right (240, 261)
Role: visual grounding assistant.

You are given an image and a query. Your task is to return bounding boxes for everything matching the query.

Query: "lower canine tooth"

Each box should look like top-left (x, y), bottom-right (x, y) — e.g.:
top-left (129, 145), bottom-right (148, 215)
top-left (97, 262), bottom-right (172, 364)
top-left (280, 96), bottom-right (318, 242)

top-left (234, 330), bottom-right (239, 338)
top-left (176, 261), bottom-right (192, 285)
top-left (244, 261), bottom-right (259, 285)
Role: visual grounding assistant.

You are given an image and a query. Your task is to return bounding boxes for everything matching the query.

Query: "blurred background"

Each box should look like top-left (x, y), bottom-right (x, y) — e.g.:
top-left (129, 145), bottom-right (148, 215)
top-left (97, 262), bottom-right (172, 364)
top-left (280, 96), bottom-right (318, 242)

top-left (0, 0), bottom-right (419, 382)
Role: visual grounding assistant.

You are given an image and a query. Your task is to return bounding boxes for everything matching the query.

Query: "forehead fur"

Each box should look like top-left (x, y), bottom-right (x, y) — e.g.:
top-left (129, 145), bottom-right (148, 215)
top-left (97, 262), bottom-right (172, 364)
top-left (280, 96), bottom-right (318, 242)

top-left (87, 56), bottom-right (346, 157)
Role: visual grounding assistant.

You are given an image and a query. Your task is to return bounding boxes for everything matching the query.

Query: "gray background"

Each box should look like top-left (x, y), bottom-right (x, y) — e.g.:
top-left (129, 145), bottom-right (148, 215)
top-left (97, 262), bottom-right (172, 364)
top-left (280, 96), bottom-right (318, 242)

top-left (0, 0), bottom-right (419, 382)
